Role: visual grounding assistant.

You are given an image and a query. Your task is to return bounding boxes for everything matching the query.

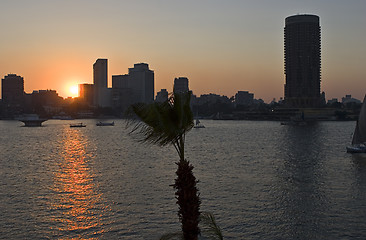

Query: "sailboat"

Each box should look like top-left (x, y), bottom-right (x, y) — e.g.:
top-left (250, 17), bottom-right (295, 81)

top-left (347, 95), bottom-right (366, 153)
top-left (194, 118), bottom-right (205, 128)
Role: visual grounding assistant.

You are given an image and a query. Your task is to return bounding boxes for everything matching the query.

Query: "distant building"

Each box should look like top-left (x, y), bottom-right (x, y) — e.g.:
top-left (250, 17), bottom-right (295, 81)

top-left (327, 98), bottom-right (339, 105)
top-left (342, 95), bottom-right (361, 104)
top-left (79, 83), bottom-right (94, 106)
top-left (112, 74), bottom-right (133, 110)
top-left (174, 77), bottom-right (189, 93)
top-left (128, 63), bottom-right (154, 104)
top-left (195, 93), bottom-right (230, 105)
top-left (112, 74), bottom-right (129, 89)
top-left (23, 89), bottom-right (63, 114)
top-left (284, 14), bottom-right (322, 107)
top-left (1, 74), bottom-right (24, 107)
top-left (93, 58), bottom-right (111, 107)
top-left (235, 91), bottom-right (254, 106)
top-left (156, 89), bottom-right (168, 102)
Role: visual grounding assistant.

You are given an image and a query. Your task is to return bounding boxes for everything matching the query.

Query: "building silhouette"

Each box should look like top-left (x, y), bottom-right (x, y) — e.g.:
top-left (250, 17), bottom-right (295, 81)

top-left (156, 89), bottom-right (168, 102)
top-left (284, 14), bottom-right (322, 107)
top-left (110, 63), bottom-right (154, 112)
top-left (174, 77), bottom-right (189, 93)
top-left (2, 74), bottom-right (24, 108)
top-left (111, 74), bottom-right (133, 110)
top-left (128, 63), bottom-right (154, 104)
top-left (79, 83), bottom-right (94, 106)
top-left (93, 59), bottom-right (111, 107)
top-left (235, 91), bottom-right (254, 106)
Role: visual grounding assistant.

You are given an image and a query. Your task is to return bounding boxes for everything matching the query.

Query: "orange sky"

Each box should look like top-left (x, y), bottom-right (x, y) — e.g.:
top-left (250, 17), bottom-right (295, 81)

top-left (1, 0), bottom-right (365, 102)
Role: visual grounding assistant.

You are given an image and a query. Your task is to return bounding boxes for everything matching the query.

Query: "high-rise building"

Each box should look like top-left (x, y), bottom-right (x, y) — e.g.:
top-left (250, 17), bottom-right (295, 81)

top-left (1, 74), bottom-right (24, 107)
top-left (93, 58), bottom-right (110, 107)
top-left (128, 63), bottom-right (154, 104)
top-left (93, 59), bottom-right (107, 88)
top-left (174, 77), bottom-right (189, 93)
top-left (284, 14), bottom-right (321, 107)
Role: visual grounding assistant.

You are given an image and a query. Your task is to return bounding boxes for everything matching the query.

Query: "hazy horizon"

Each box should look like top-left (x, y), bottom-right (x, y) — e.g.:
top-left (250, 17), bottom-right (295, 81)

top-left (1, 0), bottom-right (365, 102)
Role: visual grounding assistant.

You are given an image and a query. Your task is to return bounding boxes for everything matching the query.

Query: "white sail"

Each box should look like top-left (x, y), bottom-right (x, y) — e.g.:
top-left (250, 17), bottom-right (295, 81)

top-left (352, 121), bottom-right (361, 145)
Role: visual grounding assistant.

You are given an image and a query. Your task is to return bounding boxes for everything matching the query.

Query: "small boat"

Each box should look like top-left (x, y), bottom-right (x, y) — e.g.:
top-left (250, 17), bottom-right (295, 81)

top-left (347, 95), bottom-right (366, 153)
top-left (96, 121), bottom-right (114, 126)
top-left (194, 119), bottom-right (205, 128)
top-left (70, 123), bottom-right (86, 128)
top-left (347, 144), bottom-right (366, 153)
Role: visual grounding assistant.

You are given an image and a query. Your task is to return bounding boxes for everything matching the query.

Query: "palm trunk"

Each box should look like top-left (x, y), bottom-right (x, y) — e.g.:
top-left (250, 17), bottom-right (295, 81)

top-left (174, 159), bottom-right (201, 240)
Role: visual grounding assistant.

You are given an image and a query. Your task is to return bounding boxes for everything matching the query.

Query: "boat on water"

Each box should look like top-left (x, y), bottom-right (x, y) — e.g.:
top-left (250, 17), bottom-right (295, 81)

top-left (18, 114), bottom-right (47, 127)
top-left (194, 119), bottom-right (205, 128)
top-left (96, 121), bottom-right (114, 126)
top-left (347, 95), bottom-right (366, 153)
top-left (70, 123), bottom-right (86, 128)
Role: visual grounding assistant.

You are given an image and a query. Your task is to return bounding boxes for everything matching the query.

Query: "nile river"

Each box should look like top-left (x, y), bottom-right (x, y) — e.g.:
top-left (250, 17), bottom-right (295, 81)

top-left (1, 120), bottom-right (366, 239)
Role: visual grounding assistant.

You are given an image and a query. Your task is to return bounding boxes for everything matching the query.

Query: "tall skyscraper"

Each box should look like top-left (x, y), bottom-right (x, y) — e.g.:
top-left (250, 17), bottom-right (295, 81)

top-left (284, 14), bottom-right (321, 107)
top-left (173, 77), bottom-right (189, 93)
top-left (93, 59), bottom-right (110, 107)
top-left (1, 74), bottom-right (24, 107)
top-left (128, 63), bottom-right (154, 103)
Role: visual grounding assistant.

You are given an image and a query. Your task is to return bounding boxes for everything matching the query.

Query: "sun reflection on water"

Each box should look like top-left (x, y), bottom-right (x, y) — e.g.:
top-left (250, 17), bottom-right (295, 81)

top-left (50, 127), bottom-right (106, 239)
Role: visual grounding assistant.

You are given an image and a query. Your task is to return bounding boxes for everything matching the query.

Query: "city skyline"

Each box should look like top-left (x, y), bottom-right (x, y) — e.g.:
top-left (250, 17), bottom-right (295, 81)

top-left (1, 0), bottom-right (365, 102)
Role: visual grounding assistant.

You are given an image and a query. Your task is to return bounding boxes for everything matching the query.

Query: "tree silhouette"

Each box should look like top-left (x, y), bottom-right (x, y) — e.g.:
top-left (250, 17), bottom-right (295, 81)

top-left (127, 91), bottom-right (201, 240)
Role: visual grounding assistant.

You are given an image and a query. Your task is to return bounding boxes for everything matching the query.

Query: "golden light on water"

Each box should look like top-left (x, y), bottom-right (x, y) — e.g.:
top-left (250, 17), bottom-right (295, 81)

top-left (50, 127), bottom-right (106, 239)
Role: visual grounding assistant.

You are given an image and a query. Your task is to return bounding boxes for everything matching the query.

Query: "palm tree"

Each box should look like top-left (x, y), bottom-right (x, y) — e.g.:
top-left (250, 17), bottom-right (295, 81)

top-left (127, 91), bottom-right (201, 240)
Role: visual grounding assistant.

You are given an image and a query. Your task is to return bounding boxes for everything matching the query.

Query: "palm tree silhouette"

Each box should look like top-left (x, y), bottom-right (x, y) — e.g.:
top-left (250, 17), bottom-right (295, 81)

top-left (127, 91), bottom-right (201, 240)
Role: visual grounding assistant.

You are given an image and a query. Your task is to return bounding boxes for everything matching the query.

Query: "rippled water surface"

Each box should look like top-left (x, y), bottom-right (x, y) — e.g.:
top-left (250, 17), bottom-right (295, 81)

top-left (1, 120), bottom-right (366, 239)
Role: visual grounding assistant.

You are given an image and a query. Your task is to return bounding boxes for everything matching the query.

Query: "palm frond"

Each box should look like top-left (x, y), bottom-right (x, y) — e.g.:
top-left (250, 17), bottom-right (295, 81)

top-left (199, 212), bottom-right (223, 240)
top-left (126, 92), bottom-right (194, 147)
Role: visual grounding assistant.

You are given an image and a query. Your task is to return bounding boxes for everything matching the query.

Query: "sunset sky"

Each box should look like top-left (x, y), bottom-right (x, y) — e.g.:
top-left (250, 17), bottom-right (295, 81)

top-left (0, 0), bottom-right (365, 102)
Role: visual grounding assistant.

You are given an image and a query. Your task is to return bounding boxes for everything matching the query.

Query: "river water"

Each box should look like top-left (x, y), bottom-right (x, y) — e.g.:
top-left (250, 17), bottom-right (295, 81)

top-left (1, 119), bottom-right (366, 239)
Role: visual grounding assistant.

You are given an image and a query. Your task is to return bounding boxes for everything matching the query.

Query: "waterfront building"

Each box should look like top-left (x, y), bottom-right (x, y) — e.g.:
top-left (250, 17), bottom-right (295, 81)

top-left (327, 98), bottom-right (339, 105)
top-left (128, 63), bottom-right (154, 104)
top-left (173, 77), bottom-right (189, 93)
top-left (93, 58), bottom-right (111, 107)
top-left (112, 74), bottom-right (129, 89)
top-left (1, 74), bottom-right (24, 107)
top-left (284, 14), bottom-right (322, 107)
top-left (235, 91), bottom-right (254, 106)
top-left (112, 74), bottom-right (133, 110)
top-left (342, 95), bottom-right (361, 104)
top-left (79, 83), bottom-right (94, 106)
top-left (196, 93), bottom-right (230, 106)
top-left (156, 89), bottom-right (168, 102)
top-left (26, 90), bottom-right (63, 114)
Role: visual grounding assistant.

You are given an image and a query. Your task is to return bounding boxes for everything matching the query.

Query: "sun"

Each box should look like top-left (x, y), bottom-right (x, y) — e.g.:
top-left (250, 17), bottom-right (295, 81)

top-left (69, 85), bottom-right (79, 97)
